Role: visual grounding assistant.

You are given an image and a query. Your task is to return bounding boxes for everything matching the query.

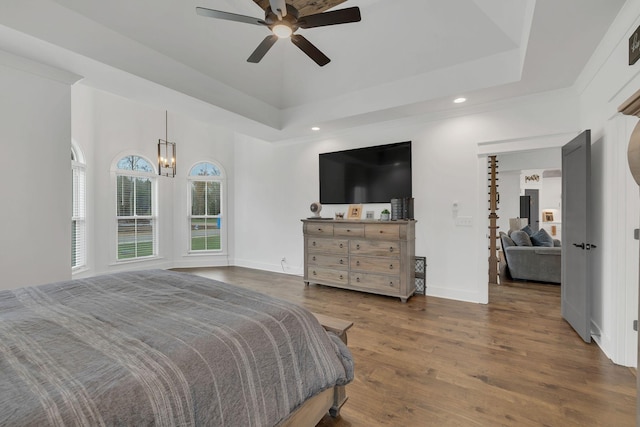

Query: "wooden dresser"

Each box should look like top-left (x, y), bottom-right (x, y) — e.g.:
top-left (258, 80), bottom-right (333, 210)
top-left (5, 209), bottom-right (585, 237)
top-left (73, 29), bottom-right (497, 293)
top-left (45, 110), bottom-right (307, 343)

top-left (302, 219), bottom-right (416, 302)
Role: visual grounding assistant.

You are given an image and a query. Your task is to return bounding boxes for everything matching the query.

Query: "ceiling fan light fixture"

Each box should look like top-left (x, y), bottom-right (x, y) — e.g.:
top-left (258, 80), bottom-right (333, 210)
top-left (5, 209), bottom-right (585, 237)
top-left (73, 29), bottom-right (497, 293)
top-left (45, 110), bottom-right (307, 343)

top-left (272, 23), bottom-right (293, 38)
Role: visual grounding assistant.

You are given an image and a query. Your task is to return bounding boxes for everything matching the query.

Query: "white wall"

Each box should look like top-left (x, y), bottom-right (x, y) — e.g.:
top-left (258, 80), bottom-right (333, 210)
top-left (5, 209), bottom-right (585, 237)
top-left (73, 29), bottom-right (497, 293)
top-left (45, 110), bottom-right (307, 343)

top-left (234, 91), bottom-right (580, 303)
top-left (71, 84), bottom-right (236, 277)
top-left (497, 149), bottom-right (559, 235)
top-left (573, 0), bottom-right (640, 366)
top-left (0, 55), bottom-right (77, 289)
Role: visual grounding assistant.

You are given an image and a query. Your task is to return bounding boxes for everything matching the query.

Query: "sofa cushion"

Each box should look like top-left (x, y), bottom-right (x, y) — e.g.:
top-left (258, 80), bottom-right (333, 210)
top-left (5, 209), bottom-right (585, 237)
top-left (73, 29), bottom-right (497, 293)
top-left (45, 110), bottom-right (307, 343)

top-left (511, 230), bottom-right (533, 246)
top-left (500, 232), bottom-right (515, 249)
top-left (520, 225), bottom-right (534, 236)
top-left (531, 228), bottom-right (554, 247)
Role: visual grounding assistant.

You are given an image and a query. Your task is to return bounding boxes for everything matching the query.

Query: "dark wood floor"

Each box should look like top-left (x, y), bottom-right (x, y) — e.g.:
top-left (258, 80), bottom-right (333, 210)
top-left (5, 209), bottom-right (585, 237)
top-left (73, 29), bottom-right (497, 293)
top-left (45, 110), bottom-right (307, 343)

top-left (173, 267), bottom-right (636, 426)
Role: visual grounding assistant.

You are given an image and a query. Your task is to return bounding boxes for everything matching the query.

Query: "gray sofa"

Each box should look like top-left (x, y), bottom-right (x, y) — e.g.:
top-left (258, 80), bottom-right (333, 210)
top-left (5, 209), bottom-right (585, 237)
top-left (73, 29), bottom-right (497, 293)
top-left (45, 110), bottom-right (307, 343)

top-left (500, 231), bottom-right (561, 284)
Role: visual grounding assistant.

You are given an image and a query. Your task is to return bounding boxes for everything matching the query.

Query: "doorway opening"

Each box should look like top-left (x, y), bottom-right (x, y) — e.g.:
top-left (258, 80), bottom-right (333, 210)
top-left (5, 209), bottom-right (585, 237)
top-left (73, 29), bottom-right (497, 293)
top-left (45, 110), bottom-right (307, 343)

top-left (487, 148), bottom-right (562, 302)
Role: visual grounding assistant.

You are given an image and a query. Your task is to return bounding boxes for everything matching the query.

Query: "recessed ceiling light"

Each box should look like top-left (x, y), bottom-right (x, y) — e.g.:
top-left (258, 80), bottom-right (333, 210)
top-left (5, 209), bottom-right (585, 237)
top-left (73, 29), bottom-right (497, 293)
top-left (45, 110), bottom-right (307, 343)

top-left (454, 97), bottom-right (467, 104)
top-left (311, 127), bottom-right (320, 131)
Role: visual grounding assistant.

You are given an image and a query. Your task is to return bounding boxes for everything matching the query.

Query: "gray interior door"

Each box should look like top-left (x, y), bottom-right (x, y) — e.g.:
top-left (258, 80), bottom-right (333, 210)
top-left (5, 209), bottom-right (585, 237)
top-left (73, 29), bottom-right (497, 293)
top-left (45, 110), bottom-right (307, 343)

top-left (525, 189), bottom-right (540, 232)
top-left (561, 130), bottom-right (592, 343)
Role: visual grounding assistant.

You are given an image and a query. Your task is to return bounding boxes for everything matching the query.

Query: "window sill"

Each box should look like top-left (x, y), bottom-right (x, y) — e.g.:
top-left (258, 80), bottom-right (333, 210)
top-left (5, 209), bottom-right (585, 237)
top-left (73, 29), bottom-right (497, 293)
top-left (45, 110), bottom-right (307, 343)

top-left (72, 266), bottom-right (90, 276)
top-left (111, 255), bottom-right (162, 266)
top-left (186, 251), bottom-right (226, 257)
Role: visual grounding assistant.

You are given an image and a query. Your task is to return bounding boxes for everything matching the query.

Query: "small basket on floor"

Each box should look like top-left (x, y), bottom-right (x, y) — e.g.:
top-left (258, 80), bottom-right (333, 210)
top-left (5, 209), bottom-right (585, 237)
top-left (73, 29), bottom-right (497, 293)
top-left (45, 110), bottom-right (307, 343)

top-left (415, 256), bottom-right (426, 295)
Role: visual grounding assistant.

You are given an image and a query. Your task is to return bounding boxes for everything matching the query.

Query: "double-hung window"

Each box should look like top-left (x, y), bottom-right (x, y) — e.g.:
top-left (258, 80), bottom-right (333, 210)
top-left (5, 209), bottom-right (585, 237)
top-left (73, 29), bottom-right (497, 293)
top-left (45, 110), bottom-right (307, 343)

top-left (72, 146), bottom-right (86, 270)
top-left (115, 155), bottom-right (156, 260)
top-left (189, 162), bottom-right (223, 252)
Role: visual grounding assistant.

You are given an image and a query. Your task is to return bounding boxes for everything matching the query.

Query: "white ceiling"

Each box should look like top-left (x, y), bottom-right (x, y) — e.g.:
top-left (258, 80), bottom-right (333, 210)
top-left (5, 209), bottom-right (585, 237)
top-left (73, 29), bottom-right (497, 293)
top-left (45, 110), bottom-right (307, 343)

top-left (0, 0), bottom-right (627, 141)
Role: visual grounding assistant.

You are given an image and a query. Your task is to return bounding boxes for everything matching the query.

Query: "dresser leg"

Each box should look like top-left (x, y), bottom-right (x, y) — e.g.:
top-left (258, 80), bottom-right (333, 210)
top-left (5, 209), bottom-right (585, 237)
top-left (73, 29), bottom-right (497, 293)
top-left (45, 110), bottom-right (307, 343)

top-left (304, 281), bottom-right (309, 286)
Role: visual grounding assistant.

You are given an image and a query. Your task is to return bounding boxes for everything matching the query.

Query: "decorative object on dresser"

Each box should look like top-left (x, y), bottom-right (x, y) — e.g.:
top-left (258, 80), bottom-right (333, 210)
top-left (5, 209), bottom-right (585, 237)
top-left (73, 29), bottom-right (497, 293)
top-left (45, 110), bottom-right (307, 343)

top-left (302, 219), bottom-right (417, 302)
top-left (391, 197), bottom-right (415, 220)
top-left (347, 204), bottom-right (362, 219)
top-left (309, 201), bottom-right (322, 218)
top-left (380, 209), bottom-right (390, 221)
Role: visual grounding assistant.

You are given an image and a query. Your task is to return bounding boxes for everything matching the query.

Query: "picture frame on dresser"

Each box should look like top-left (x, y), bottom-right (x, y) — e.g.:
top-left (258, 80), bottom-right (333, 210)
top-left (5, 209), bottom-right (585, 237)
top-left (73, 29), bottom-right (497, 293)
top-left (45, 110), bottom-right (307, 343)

top-left (347, 204), bottom-right (362, 219)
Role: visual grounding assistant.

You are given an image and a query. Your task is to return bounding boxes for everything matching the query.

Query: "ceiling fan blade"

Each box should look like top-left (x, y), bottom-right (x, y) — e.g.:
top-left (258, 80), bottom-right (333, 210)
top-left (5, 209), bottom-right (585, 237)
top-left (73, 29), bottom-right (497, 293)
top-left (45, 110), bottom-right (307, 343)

top-left (247, 35), bottom-right (279, 63)
top-left (291, 34), bottom-right (330, 66)
top-left (196, 7), bottom-right (266, 26)
top-left (298, 6), bottom-right (361, 29)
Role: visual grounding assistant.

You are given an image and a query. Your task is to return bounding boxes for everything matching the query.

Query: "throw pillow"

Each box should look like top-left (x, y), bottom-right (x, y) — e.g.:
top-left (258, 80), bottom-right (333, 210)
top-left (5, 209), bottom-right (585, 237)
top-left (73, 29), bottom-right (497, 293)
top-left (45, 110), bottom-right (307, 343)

top-left (511, 230), bottom-right (533, 246)
top-left (500, 232), bottom-right (515, 249)
top-left (531, 228), bottom-right (554, 247)
top-left (520, 225), bottom-right (534, 236)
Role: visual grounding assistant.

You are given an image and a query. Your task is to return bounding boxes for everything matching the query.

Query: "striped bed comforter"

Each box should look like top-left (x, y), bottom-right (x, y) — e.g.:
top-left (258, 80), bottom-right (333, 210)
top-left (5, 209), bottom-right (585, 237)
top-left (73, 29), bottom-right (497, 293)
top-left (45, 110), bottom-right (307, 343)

top-left (0, 269), bottom-right (354, 426)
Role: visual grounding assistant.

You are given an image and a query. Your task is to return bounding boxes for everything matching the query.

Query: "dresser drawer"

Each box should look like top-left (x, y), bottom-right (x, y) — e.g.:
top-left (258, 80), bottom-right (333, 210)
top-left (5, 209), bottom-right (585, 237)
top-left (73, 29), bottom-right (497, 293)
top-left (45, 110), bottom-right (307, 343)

top-left (350, 240), bottom-right (400, 257)
top-left (308, 267), bottom-right (349, 285)
top-left (350, 272), bottom-right (400, 293)
top-left (350, 256), bottom-right (400, 274)
top-left (307, 238), bottom-right (349, 254)
top-left (365, 223), bottom-right (400, 240)
top-left (305, 223), bottom-right (334, 236)
top-left (334, 223), bottom-right (365, 237)
top-left (309, 254), bottom-right (349, 269)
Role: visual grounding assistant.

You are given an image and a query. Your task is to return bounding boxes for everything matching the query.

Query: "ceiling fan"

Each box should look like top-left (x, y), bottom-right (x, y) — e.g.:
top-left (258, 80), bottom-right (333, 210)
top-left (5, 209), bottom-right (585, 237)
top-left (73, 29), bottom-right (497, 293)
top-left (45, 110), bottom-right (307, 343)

top-left (196, 0), bottom-right (361, 66)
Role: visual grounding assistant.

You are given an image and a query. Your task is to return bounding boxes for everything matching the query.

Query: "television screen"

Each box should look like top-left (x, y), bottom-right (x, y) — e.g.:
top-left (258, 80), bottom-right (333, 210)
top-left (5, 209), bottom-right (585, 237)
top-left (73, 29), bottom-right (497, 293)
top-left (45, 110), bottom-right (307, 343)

top-left (319, 141), bottom-right (412, 204)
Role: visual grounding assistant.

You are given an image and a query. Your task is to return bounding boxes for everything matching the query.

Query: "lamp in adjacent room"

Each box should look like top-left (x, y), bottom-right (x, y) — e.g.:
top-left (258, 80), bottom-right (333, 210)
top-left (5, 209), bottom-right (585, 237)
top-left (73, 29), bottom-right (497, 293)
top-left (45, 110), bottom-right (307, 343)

top-left (158, 110), bottom-right (176, 177)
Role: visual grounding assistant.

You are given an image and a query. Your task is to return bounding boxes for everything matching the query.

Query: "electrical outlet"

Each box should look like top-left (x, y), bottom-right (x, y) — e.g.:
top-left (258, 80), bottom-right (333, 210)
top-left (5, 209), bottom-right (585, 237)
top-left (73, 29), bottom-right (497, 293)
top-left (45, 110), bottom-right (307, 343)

top-left (455, 216), bottom-right (473, 227)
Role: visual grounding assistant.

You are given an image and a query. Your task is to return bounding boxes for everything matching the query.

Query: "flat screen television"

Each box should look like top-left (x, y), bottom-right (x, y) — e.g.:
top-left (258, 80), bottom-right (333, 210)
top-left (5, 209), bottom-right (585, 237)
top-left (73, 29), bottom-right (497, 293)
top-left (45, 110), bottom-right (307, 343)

top-left (319, 141), bottom-right (412, 204)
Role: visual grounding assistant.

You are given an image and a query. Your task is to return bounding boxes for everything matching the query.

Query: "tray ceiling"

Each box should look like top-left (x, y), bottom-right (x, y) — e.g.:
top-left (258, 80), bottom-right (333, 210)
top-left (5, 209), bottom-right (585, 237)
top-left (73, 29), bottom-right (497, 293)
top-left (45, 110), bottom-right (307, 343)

top-left (0, 0), bottom-right (627, 141)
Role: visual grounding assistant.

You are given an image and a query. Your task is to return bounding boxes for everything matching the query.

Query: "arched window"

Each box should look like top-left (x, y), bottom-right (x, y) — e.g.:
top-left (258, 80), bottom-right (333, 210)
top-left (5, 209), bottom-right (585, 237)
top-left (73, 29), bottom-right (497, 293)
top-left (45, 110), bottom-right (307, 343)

top-left (72, 145), bottom-right (86, 270)
top-left (115, 155), bottom-right (156, 260)
top-left (188, 161), bottom-right (224, 252)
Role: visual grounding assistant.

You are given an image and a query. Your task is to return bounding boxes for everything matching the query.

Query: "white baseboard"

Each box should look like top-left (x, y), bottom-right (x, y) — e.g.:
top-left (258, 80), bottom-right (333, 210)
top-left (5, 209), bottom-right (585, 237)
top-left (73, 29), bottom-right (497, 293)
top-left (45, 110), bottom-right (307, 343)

top-left (426, 284), bottom-right (485, 304)
top-left (233, 258), bottom-right (304, 276)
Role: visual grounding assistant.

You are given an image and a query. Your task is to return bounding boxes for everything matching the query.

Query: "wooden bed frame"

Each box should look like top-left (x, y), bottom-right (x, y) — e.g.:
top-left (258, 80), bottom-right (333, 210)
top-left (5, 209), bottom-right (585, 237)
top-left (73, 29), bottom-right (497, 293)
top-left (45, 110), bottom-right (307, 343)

top-left (279, 313), bottom-right (353, 427)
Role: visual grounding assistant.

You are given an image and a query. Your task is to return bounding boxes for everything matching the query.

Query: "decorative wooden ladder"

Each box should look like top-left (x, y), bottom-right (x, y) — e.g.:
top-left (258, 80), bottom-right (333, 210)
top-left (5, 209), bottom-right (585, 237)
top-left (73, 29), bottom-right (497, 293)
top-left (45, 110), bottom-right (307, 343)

top-left (488, 156), bottom-right (500, 285)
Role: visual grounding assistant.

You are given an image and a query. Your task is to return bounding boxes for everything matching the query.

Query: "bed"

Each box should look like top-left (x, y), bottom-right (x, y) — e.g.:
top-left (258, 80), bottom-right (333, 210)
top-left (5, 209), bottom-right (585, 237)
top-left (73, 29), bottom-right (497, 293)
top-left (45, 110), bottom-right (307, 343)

top-left (0, 269), bottom-right (354, 426)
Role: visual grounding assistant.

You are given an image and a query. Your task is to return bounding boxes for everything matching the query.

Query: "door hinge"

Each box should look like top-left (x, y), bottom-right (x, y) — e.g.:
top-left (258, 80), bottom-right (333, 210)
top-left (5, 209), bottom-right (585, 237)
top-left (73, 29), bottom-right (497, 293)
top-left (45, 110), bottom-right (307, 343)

top-left (634, 320), bottom-right (638, 332)
top-left (635, 229), bottom-right (639, 240)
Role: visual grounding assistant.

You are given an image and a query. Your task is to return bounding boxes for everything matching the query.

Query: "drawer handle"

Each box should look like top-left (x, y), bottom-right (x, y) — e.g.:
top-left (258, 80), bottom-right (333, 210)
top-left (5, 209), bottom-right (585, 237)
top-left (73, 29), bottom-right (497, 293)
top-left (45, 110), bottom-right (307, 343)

top-left (379, 230), bottom-right (384, 234)
top-left (356, 260), bottom-right (360, 266)
top-left (346, 229), bottom-right (351, 232)
top-left (312, 256), bottom-right (316, 261)
top-left (356, 244), bottom-right (360, 250)
top-left (389, 264), bottom-right (393, 270)
top-left (339, 243), bottom-right (344, 248)
top-left (356, 277), bottom-right (360, 283)
top-left (389, 281), bottom-right (394, 287)
top-left (312, 241), bottom-right (317, 246)
top-left (339, 259), bottom-right (344, 265)
top-left (317, 228), bottom-right (323, 232)
top-left (389, 247), bottom-right (394, 253)
top-left (339, 275), bottom-right (344, 280)
top-left (312, 270), bottom-right (317, 276)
